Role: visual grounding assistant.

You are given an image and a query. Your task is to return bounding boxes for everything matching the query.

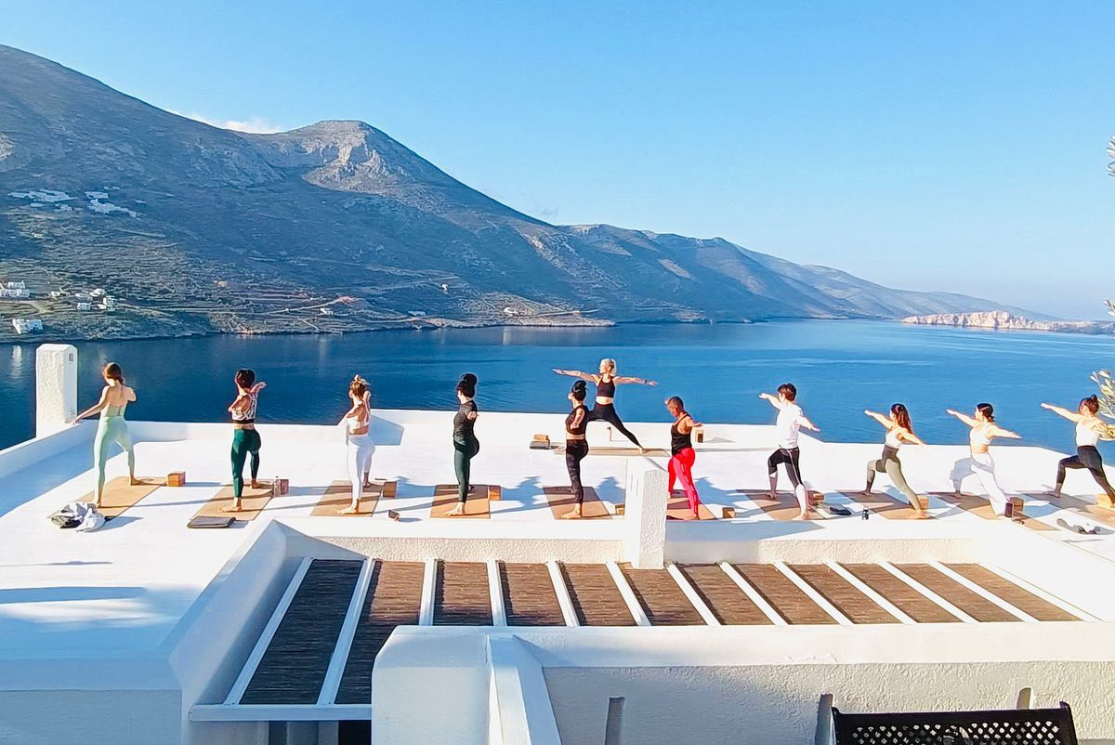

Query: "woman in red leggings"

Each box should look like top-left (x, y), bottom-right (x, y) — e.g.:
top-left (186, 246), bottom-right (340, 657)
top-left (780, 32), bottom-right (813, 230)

top-left (666, 396), bottom-right (703, 519)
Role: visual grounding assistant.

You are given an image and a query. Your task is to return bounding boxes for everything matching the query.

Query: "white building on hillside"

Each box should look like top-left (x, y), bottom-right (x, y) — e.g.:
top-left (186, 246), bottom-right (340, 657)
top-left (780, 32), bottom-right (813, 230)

top-left (76, 302), bottom-right (92, 311)
top-left (11, 318), bottom-right (43, 334)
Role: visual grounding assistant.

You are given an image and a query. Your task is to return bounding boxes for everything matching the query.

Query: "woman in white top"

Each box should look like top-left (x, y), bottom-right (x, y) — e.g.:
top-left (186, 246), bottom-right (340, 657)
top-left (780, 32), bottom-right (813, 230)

top-left (339, 376), bottom-right (375, 514)
top-left (759, 383), bottom-right (820, 520)
top-left (1042, 395), bottom-right (1114, 501)
top-left (946, 403), bottom-right (1020, 515)
top-left (863, 404), bottom-right (928, 518)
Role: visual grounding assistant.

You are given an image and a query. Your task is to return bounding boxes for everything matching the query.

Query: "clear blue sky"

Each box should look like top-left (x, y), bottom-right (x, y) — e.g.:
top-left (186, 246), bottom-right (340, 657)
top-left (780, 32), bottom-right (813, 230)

top-left (5, 2), bottom-right (1114, 318)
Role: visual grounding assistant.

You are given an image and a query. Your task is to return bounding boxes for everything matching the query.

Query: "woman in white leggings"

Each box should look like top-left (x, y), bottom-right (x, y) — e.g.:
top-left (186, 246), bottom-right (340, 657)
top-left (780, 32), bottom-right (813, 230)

top-left (339, 376), bottom-right (375, 514)
top-left (946, 403), bottom-right (1020, 515)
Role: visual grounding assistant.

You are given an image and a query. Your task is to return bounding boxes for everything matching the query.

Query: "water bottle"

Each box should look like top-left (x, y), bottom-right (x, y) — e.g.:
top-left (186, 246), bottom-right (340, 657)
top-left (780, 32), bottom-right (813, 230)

top-left (861, 507), bottom-right (869, 521)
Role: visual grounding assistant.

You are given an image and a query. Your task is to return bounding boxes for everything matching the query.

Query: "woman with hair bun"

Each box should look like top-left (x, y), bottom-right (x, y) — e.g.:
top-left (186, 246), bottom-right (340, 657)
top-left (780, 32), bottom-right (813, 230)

top-left (226, 369), bottom-right (267, 512)
top-left (561, 381), bottom-right (591, 519)
top-left (446, 373), bottom-right (480, 517)
top-left (946, 403), bottom-right (1020, 516)
top-left (339, 375), bottom-right (375, 514)
top-left (863, 404), bottom-right (929, 518)
top-left (1042, 395), bottom-right (1115, 501)
top-left (72, 362), bottom-right (138, 507)
top-left (552, 358), bottom-right (656, 453)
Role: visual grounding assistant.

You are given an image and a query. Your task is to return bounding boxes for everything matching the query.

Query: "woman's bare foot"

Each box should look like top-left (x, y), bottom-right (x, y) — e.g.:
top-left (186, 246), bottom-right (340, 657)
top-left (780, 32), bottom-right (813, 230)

top-left (768, 490), bottom-right (778, 500)
top-left (562, 508), bottom-right (583, 519)
top-left (912, 510), bottom-right (931, 520)
top-left (362, 480), bottom-right (374, 490)
top-left (639, 447), bottom-right (649, 454)
top-left (130, 477), bottom-right (142, 486)
top-left (339, 504), bottom-right (359, 515)
top-left (93, 498), bottom-right (103, 509)
top-left (861, 488), bottom-right (873, 496)
top-left (221, 500), bottom-right (244, 513)
top-left (793, 510), bottom-right (811, 521)
top-left (250, 480), bottom-right (260, 490)
top-left (691, 510), bottom-right (701, 520)
top-left (446, 504), bottom-right (465, 517)
top-left (1046, 489), bottom-right (1061, 499)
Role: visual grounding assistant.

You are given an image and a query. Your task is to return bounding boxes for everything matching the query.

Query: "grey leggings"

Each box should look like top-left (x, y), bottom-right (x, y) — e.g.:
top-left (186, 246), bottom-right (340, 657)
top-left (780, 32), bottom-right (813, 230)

top-left (866, 446), bottom-right (918, 503)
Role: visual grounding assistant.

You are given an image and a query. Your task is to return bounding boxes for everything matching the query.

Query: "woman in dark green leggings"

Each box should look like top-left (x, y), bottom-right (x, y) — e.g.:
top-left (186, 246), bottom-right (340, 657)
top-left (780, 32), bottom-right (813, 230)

top-left (226, 369), bottom-right (267, 512)
top-left (446, 373), bottom-right (479, 517)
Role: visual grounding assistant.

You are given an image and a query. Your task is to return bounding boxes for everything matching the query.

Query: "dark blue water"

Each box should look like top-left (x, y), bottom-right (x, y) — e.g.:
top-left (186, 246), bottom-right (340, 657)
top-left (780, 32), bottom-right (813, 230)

top-left (1, 321), bottom-right (1111, 454)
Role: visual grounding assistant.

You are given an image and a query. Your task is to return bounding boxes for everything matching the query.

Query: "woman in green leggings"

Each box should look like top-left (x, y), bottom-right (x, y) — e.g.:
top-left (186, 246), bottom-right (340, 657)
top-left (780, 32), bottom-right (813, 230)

top-left (73, 362), bottom-right (138, 507)
top-left (446, 373), bottom-right (480, 517)
top-left (226, 369), bottom-right (267, 512)
top-left (863, 404), bottom-right (929, 518)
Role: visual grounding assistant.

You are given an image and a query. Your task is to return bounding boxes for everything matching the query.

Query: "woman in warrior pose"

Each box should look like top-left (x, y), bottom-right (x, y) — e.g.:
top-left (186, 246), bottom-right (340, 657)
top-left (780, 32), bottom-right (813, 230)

top-left (863, 404), bottom-right (929, 518)
top-left (73, 362), bottom-right (138, 507)
top-left (666, 396), bottom-right (704, 519)
top-left (1042, 396), bottom-right (1115, 501)
top-left (227, 369), bottom-right (267, 512)
top-left (760, 383), bottom-right (820, 520)
top-left (339, 376), bottom-right (375, 514)
top-left (552, 359), bottom-right (656, 452)
top-left (946, 403), bottom-right (1020, 516)
top-left (561, 381), bottom-right (591, 519)
top-left (446, 373), bottom-right (480, 517)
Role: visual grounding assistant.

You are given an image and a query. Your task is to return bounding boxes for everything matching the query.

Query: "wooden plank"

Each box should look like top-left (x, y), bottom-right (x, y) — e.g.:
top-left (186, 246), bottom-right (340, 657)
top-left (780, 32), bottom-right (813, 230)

top-left (543, 486), bottom-right (612, 520)
top-left (429, 484), bottom-right (491, 519)
top-left (78, 476), bottom-right (164, 518)
top-left (500, 563), bottom-right (566, 627)
top-left (310, 481), bottom-right (381, 517)
top-left (840, 563), bottom-right (957, 623)
top-left (943, 564), bottom-right (1079, 622)
top-left (894, 564), bottom-right (1020, 623)
top-left (788, 564), bottom-right (897, 624)
top-left (193, 482), bottom-right (275, 521)
top-left (679, 565), bottom-right (773, 625)
top-left (732, 564), bottom-right (835, 625)
top-left (434, 562), bottom-right (493, 626)
top-left (559, 563), bottom-right (637, 627)
top-left (839, 491), bottom-right (924, 520)
top-left (242, 560), bottom-right (364, 705)
top-left (734, 489), bottom-right (803, 521)
top-left (666, 493), bottom-right (716, 521)
top-left (619, 563), bottom-right (704, 626)
top-left (336, 561), bottom-right (424, 705)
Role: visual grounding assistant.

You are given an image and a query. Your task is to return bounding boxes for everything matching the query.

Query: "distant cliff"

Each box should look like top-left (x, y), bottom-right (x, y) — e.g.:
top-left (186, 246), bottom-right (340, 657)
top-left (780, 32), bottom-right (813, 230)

top-left (902, 311), bottom-right (1115, 335)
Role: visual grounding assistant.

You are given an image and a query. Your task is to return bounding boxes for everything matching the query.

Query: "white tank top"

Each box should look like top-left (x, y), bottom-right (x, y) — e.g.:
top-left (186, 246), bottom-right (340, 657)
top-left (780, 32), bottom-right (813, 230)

top-left (345, 406), bottom-right (370, 435)
top-left (885, 428), bottom-right (903, 449)
top-left (970, 426), bottom-right (992, 447)
top-left (776, 404), bottom-right (803, 449)
top-left (1077, 421), bottom-right (1100, 447)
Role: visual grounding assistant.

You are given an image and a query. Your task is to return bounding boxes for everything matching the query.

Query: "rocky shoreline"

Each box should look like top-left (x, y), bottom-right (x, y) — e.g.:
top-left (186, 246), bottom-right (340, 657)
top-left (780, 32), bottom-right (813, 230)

top-left (902, 311), bottom-right (1114, 335)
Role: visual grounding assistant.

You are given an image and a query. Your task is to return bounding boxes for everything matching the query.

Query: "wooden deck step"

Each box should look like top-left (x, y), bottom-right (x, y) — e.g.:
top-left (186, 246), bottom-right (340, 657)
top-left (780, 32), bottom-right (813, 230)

top-left (788, 564), bottom-right (897, 624)
top-left (434, 561), bottom-right (493, 626)
top-left (733, 564), bottom-right (835, 625)
top-left (839, 564), bottom-right (957, 623)
top-left (500, 562), bottom-right (565, 626)
top-left (559, 563), bottom-right (636, 626)
top-left (619, 564), bottom-right (705, 626)
top-left (678, 565), bottom-right (772, 625)
top-left (242, 559), bottom-right (364, 705)
top-left (943, 564), bottom-right (1078, 622)
top-left (895, 564), bottom-right (1020, 622)
top-left (336, 561), bottom-right (424, 705)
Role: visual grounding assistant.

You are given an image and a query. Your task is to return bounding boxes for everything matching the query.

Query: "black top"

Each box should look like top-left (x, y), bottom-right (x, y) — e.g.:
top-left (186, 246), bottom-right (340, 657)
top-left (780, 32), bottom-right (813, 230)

top-left (596, 376), bottom-right (616, 397)
top-left (454, 400), bottom-right (477, 438)
top-left (671, 417), bottom-right (693, 455)
top-left (566, 404), bottom-right (588, 436)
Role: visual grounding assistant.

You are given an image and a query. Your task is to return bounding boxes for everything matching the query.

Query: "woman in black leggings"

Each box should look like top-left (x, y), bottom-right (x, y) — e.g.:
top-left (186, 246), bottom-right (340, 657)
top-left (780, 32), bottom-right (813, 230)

top-left (446, 374), bottom-right (480, 517)
top-left (1042, 396), bottom-right (1115, 501)
top-left (562, 381), bottom-right (590, 519)
top-left (553, 358), bottom-right (656, 453)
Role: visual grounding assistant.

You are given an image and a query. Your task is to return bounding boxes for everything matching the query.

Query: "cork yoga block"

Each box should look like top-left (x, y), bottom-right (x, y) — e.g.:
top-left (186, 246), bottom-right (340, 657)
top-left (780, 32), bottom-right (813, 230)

top-left (167, 472), bottom-right (186, 487)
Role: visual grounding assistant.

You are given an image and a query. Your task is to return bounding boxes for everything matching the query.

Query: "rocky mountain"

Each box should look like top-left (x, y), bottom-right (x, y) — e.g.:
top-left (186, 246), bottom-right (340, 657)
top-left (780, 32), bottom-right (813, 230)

top-left (903, 311), bottom-right (1113, 335)
top-left (0, 44), bottom-right (1021, 341)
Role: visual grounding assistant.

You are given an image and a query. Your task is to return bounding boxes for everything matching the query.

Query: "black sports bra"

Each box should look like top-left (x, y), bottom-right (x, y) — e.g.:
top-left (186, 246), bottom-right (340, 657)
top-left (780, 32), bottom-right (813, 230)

top-left (671, 418), bottom-right (693, 454)
top-left (566, 404), bottom-right (588, 435)
top-left (597, 377), bottom-right (616, 397)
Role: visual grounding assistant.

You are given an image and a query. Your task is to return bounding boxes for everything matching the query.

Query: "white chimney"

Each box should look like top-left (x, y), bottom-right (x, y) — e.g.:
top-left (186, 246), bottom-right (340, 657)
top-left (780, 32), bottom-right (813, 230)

top-left (36, 344), bottom-right (78, 438)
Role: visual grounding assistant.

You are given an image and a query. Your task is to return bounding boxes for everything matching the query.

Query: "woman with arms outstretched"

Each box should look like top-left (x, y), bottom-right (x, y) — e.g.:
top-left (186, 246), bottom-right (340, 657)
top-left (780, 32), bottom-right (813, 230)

top-left (339, 375), bottom-right (375, 514)
top-left (760, 383), bottom-right (820, 520)
top-left (227, 369), bottom-right (266, 513)
top-left (553, 358), bottom-right (656, 452)
top-left (863, 404), bottom-right (929, 518)
top-left (446, 373), bottom-right (480, 517)
top-left (946, 403), bottom-right (1019, 516)
top-left (666, 396), bottom-right (704, 519)
top-left (1041, 396), bottom-right (1114, 501)
top-left (561, 381), bottom-right (591, 519)
top-left (73, 362), bottom-right (138, 507)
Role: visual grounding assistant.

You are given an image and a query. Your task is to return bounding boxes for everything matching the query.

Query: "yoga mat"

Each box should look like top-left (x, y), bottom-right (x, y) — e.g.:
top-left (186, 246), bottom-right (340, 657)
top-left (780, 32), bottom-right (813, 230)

top-left (1021, 492), bottom-right (1115, 529)
top-left (80, 476), bottom-right (165, 519)
top-left (310, 481), bottom-right (386, 517)
top-left (543, 486), bottom-right (612, 519)
top-left (841, 490), bottom-right (930, 520)
top-left (932, 492), bottom-right (1055, 531)
top-left (429, 484), bottom-right (491, 519)
top-left (735, 489), bottom-right (806, 521)
top-left (666, 493), bottom-right (717, 521)
top-left (192, 482), bottom-right (275, 522)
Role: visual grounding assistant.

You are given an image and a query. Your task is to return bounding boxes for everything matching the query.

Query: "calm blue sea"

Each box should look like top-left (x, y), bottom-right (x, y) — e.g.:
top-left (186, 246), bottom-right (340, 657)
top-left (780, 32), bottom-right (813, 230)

top-left (1, 320), bottom-right (1111, 454)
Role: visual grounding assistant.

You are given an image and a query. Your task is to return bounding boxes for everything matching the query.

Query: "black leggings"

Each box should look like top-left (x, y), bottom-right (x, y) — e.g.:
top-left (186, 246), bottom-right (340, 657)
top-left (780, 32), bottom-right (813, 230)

top-left (768, 447), bottom-right (803, 488)
top-left (565, 440), bottom-right (589, 504)
top-left (589, 403), bottom-right (642, 448)
top-left (453, 435), bottom-right (480, 503)
top-left (1057, 446), bottom-right (1115, 499)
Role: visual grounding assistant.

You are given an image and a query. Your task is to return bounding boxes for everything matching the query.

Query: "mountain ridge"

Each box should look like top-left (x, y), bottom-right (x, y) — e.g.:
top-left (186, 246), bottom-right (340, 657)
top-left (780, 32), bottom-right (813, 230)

top-left (0, 44), bottom-right (1028, 341)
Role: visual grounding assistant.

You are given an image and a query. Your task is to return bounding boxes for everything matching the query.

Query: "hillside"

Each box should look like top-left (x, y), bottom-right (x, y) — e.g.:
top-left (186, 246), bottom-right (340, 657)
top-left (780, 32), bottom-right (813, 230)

top-left (0, 45), bottom-right (1018, 342)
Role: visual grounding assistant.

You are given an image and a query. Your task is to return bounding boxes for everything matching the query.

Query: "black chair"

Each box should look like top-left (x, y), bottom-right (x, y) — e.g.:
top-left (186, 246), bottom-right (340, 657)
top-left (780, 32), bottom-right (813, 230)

top-left (831, 702), bottom-right (1078, 745)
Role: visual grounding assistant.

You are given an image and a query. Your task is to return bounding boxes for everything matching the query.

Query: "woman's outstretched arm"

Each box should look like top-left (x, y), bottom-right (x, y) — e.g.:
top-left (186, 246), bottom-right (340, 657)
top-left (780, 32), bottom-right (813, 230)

top-left (1040, 403), bottom-right (1081, 422)
top-left (553, 368), bottom-right (597, 382)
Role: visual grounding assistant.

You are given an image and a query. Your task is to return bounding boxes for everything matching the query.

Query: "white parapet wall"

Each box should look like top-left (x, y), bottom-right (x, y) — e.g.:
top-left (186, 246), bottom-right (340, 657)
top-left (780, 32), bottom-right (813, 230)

top-left (35, 343), bottom-right (77, 438)
top-left (624, 461), bottom-right (668, 568)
